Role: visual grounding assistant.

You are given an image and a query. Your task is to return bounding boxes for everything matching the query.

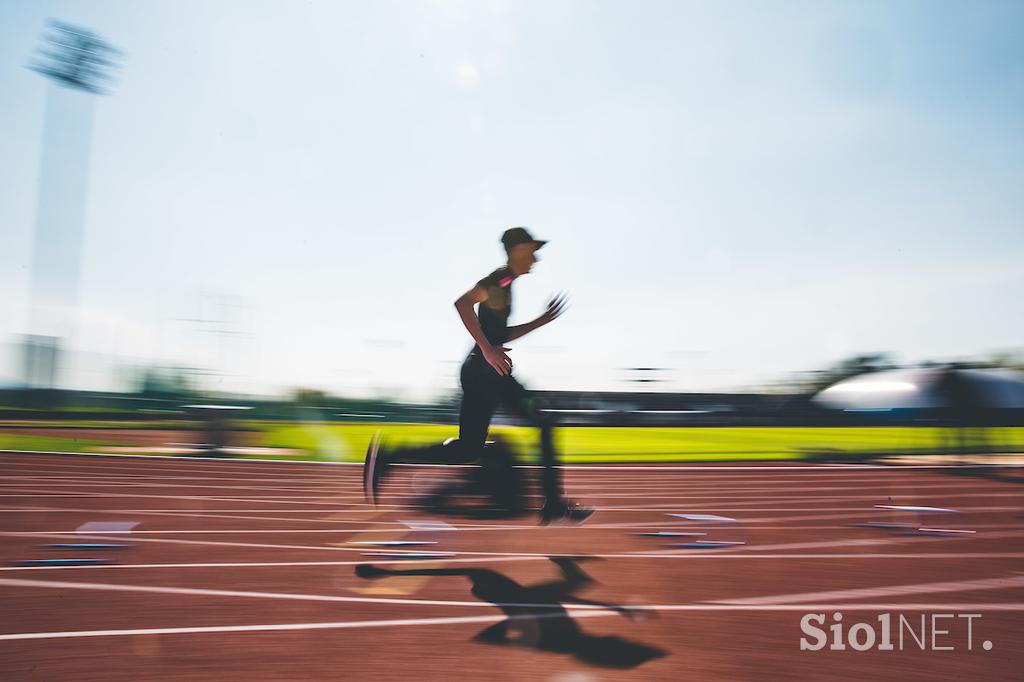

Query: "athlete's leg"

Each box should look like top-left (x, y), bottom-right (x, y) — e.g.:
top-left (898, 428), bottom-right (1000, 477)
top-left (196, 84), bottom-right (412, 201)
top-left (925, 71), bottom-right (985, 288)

top-left (493, 375), bottom-right (563, 505)
top-left (379, 357), bottom-right (498, 466)
top-left (491, 374), bottom-right (591, 522)
top-left (474, 436), bottom-right (527, 513)
top-left (366, 355), bottom-right (501, 506)
top-left (385, 439), bottom-right (475, 465)
top-left (457, 356), bottom-right (498, 455)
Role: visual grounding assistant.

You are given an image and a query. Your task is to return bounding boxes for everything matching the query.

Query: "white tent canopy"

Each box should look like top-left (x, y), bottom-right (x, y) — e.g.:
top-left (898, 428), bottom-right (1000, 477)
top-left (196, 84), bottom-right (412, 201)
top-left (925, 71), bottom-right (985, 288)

top-left (813, 368), bottom-right (1024, 411)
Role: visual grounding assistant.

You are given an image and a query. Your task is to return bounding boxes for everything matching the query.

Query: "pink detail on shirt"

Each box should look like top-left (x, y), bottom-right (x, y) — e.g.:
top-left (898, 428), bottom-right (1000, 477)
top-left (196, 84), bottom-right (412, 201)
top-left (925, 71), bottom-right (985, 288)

top-left (499, 276), bottom-right (514, 288)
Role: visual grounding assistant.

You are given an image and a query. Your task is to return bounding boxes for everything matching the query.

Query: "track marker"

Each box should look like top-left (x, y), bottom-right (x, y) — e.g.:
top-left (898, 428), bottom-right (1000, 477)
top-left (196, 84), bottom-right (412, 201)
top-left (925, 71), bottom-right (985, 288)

top-left (667, 514), bottom-right (736, 523)
top-left (875, 505), bottom-right (957, 514)
top-left (400, 520), bottom-right (456, 532)
top-left (362, 552), bottom-right (456, 560)
top-left (348, 541), bottom-right (438, 547)
top-left (670, 541), bottom-right (745, 549)
top-left (76, 522), bottom-right (139, 534)
top-left (903, 528), bottom-right (977, 537)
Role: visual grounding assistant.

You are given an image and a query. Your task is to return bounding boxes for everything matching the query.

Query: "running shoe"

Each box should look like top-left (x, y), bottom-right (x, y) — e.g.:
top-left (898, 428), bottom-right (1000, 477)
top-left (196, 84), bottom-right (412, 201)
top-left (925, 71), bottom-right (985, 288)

top-left (540, 498), bottom-right (594, 525)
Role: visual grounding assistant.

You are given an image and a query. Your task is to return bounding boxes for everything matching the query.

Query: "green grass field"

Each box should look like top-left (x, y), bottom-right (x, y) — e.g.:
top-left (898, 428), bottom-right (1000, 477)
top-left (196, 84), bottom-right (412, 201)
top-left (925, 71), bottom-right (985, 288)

top-left (264, 423), bottom-right (1024, 463)
top-left (0, 432), bottom-right (122, 454)
top-left (2, 422), bottom-right (1022, 463)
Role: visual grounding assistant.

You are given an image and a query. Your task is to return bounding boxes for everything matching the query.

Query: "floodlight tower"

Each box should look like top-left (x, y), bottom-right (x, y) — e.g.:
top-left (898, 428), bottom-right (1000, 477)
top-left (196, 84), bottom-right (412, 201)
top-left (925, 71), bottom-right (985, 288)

top-left (22, 20), bottom-right (121, 392)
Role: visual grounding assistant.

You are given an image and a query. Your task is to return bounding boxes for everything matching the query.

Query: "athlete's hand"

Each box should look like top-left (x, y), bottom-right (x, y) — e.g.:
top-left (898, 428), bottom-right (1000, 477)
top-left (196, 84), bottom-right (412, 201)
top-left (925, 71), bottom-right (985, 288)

top-left (483, 345), bottom-right (513, 376)
top-left (538, 292), bottom-right (569, 327)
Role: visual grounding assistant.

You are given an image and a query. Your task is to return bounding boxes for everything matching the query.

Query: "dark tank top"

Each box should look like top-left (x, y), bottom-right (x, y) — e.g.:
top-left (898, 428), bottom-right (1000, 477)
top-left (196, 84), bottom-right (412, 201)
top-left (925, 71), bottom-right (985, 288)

top-left (469, 265), bottom-right (514, 357)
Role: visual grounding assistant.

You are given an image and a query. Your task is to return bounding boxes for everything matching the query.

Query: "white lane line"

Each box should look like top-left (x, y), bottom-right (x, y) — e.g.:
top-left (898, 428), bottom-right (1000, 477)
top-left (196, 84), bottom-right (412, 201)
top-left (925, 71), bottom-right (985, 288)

top-left (3, 503), bottom-right (1018, 518)
top-left (0, 493), bottom-right (990, 510)
top-left (2, 474), bottom-right (1007, 492)
top-left (20, 479), bottom-right (1008, 499)
top-left (5, 490), bottom-right (1019, 515)
top-left (596, 506), bottom-right (1022, 514)
top-left (0, 459), bottom-right (966, 480)
top-left (1, 504), bottom-right (728, 529)
top-left (4, 553), bottom-right (1024, 573)
top-left (7, 512), bottom-right (393, 527)
top-left (4, 531), bottom-right (627, 559)
top-left (0, 577), bottom-right (540, 609)
top-left (0, 450), bottom-right (361, 469)
top-left (739, 510), bottom-right (1019, 525)
top-left (0, 457), bottom-right (354, 478)
top-left (650, 489), bottom-right (1020, 500)
top-left (0, 468), bottom-right (356, 483)
top-left (363, 491), bottom-right (1024, 502)
top-left (0, 614), bottom-right (551, 642)
top-left (441, 462), bottom-right (1020, 471)
top-left (0, 504), bottom-right (527, 528)
top-left (2, 466), bottom-right (1011, 496)
top-left (0, 557), bottom-right (542, 571)
top-left (0, 495), bottom-right (366, 502)
top-left (7, 450), bottom-right (1007, 471)
top-left (3, 470), bottom-right (992, 489)
top-left (0, 482), bottom-right (359, 495)
top-left (616, 553), bottom-right (1024, 560)
top-left (0, 479), bottom-right (368, 494)
top-left (15, 486), bottom-right (1015, 502)
top-left (6, 576), bottom-right (1024, 614)
top-left (726, 530), bottom-right (1024, 554)
top-left (1, 474), bottom-right (984, 485)
top-left (1, 519), bottom-right (732, 534)
top-left (0, 477), bottom-right (357, 487)
top-left (3, 603), bottom-right (1024, 642)
top-left (2, 524), bottom-right (1022, 535)
top-left (716, 575), bottom-right (1024, 605)
top-left (562, 475), bottom-right (1017, 484)
top-left (0, 506), bottom-right (900, 517)
top-left (6, 522), bottom-right (1022, 536)
top-left (4, 526), bottom-right (1024, 559)
top-left (0, 506), bottom-right (1017, 532)
top-left (1, 506), bottom-right (1020, 537)
top-left (0, 487), bottom-right (360, 505)
top-left (637, 529), bottom-right (1024, 557)
top-left (0, 532), bottom-right (410, 556)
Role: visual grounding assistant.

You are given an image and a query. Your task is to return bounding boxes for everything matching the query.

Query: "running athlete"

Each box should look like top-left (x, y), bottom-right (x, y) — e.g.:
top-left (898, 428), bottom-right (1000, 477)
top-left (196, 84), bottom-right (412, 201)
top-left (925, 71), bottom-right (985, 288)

top-left (364, 227), bottom-right (592, 524)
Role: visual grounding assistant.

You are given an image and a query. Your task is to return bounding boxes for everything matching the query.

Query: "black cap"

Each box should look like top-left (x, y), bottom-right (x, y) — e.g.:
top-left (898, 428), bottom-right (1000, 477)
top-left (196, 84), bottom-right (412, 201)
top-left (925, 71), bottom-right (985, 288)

top-left (501, 227), bottom-right (547, 251)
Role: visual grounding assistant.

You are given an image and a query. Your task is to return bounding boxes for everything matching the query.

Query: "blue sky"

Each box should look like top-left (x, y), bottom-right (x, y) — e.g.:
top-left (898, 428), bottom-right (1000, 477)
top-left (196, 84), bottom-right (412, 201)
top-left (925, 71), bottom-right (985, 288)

top-left (1, 0), bottom-right (1022, 399)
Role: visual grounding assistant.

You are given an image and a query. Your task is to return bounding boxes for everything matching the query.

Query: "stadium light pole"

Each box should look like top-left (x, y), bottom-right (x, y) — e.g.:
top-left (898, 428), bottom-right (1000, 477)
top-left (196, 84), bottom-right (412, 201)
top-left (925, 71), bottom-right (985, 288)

top-left (22, 20), bottom-right (121, 399)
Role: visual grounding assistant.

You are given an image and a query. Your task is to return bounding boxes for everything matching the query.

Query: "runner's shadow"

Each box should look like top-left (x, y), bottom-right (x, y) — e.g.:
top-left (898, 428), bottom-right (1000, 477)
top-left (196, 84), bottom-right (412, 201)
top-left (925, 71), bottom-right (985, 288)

top-left (355, 556), bottom-right (667, 668)
top-left (411, 438), bottom-right (534, 520)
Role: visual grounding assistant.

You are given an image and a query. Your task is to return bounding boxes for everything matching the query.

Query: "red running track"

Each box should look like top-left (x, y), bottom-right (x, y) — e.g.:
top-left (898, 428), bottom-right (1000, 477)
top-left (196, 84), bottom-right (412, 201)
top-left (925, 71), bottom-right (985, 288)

top-left (0, 452), bottom-right (1021, 681)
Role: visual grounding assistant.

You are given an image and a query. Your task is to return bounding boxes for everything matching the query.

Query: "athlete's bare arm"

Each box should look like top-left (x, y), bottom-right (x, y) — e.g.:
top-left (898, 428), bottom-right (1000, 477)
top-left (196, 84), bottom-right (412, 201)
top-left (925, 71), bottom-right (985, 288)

top-left (455, 286), bottom-right (513, 376)
top-left (505, 293), bottom-right (569, 342)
